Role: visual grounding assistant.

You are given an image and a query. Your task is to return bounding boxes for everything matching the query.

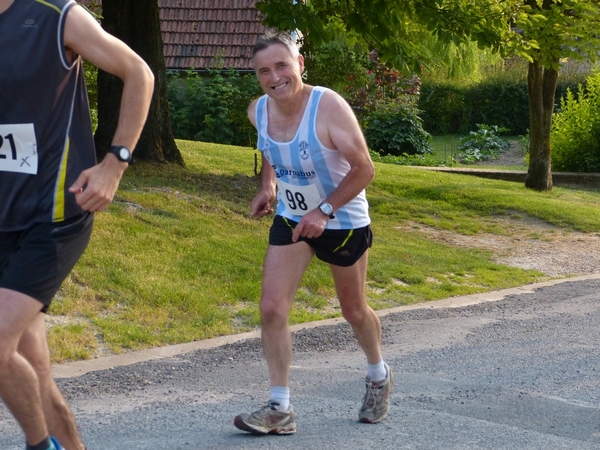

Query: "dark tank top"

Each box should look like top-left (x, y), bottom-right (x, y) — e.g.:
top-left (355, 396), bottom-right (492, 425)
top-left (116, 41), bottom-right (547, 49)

top-left (0, 0), bottom-right (96, 231)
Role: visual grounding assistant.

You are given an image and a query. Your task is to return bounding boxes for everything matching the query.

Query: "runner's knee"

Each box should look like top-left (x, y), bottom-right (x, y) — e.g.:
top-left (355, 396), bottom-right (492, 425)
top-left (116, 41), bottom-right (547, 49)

top-left (260, 297), bottom-right (290, 325)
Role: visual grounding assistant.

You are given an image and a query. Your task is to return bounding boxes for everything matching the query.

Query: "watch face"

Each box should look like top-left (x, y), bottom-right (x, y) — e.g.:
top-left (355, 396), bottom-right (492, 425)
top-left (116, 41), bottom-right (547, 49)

top-left (320, 203), bottom-right (333, 215)
top-left (119, 148), bottom-right (130, 160)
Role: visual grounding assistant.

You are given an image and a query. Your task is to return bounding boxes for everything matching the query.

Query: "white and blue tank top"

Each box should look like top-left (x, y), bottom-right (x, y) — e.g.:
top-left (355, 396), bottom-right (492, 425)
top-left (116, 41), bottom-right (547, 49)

top-left (255, 86), bottom-right (370, 230)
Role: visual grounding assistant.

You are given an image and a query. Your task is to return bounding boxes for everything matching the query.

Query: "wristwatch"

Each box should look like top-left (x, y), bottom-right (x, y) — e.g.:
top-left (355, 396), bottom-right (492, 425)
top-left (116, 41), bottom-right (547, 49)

top-left (107, 145), bottom-right (132, 164)
top-left (319, 202), bottom-right (335, 219)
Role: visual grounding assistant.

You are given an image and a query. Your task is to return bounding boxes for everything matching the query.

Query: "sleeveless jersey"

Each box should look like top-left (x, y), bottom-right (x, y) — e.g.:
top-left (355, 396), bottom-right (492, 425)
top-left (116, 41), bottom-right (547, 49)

top-left (255, 86), bottom-right (370, 230)
top-left (0, 0), bottom-right (96, 231)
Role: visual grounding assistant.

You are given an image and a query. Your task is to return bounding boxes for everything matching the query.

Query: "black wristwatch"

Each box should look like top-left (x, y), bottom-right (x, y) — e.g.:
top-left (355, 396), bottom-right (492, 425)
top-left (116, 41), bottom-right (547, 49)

top-left (107, 145), bottom-right (132, 164)
top-left (319, 202), bottom-right (335, 219)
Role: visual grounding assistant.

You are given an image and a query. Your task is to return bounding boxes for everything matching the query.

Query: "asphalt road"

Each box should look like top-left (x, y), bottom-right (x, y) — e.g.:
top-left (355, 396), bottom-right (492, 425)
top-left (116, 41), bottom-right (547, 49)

top-left (1, 276), bottom-right (600, 449)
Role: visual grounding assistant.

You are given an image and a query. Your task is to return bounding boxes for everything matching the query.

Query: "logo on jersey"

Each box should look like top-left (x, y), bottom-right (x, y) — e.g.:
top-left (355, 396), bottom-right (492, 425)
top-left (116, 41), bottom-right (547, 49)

top-left (298, 141), bottom-right (309, 160)
top-left (23, 19), bottom-right (37, 28)
top-left (274, 167), bottom-right (316, 180)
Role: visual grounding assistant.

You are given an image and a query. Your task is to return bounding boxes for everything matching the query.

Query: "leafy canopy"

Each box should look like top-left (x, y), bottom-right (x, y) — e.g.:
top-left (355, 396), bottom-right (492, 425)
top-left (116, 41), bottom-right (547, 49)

top-left (256, 0), bottom-right (600, 73)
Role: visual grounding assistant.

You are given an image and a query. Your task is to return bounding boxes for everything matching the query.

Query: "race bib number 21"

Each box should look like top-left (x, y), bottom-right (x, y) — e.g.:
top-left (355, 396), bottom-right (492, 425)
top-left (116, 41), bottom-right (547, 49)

top-left (0, 123), bottom-right (38, 175)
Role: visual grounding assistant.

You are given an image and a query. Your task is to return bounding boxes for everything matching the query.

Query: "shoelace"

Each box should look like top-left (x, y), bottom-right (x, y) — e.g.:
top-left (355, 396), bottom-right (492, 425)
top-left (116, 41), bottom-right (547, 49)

top-left (362, 380), bottom-right (383, 409)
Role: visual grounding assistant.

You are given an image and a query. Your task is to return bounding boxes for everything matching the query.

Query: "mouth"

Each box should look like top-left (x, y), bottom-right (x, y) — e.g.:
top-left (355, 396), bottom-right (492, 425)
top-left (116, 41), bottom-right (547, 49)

top-left (272, 82), bottom-right (289, 90)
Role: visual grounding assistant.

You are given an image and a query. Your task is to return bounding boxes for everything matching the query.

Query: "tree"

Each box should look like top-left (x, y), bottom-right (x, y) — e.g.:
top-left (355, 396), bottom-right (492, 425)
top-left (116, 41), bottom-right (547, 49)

top-left (517, 1), bottom-right (600, 189)
top-left (256, 0), bottom-right (600, 191)
top-left (94, 0), bottom-right (184, 165)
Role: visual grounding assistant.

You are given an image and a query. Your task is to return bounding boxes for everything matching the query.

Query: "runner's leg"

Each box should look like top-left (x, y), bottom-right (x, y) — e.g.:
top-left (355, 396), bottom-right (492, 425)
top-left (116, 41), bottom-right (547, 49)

top-left (260, 242), bottom-right (314, 387)
top-left (0, 288), bottom-right (49, 446)
top-left (330, 252), bottom-right (382, 364)
top-left (18, 313), bottom-right (85, 450)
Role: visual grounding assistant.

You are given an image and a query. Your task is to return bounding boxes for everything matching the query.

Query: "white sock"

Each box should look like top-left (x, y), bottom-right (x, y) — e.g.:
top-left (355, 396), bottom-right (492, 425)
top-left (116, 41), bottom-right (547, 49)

top-left (367, 359), bottom-right (387, 382)
top-left (270, 386), bottom-right (290, 411)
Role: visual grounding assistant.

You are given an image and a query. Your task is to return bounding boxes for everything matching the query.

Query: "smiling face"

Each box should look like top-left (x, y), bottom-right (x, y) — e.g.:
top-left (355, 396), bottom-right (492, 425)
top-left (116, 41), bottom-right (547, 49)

top-left (253, 42), bottom-right (305, 101)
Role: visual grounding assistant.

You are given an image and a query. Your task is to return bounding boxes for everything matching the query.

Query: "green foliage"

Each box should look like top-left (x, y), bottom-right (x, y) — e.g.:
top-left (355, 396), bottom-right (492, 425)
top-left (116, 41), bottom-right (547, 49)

top-left (302, 27), bottom-right (370, 93)
top-left (167, 68), bottom-right (262, 147)
top-left (419, 37), bottom-right (506, 85)
top-left (256, 0), bottom-right (514, 74)
top-left (83, 60), bottom-right (98, 132)
top-left (420, 79), bottom-right (529, 135)
top-left (514, 0), bottom-right (600, 70)
top-left (420, 76), bottom-right (584, 136)
top-left (552, 72), bottom-right (600, 172)
top-left (343, 51), bottom-right (421, 114)
top-left (457, 124), bottom-right (510, 164)
top-left (315, 49), bottom-right (431, 157)
top-left (363, 103), bottom-right (432, 157)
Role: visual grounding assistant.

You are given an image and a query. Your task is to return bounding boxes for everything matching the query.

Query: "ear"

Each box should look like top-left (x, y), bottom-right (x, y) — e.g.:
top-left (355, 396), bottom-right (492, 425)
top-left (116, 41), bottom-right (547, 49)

top-left (298, 54), bottom-right (305, 72)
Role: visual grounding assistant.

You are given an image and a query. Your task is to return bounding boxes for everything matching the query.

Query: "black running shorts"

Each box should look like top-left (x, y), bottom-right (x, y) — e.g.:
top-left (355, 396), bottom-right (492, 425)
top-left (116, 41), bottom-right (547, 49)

top-left (269, 215), bottom-right (372, 267)
top-left (0, 212), bottom-right (94, 312)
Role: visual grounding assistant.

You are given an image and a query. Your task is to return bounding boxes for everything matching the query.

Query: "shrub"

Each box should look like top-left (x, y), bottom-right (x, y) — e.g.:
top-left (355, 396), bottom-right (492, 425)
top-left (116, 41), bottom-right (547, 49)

top-left (457, 124), bottom-right (510, 164)
top-left (552, 72), bottom-right (600, 173)
top-left (363, 103), bottom-right (433, 157)
top-left (167, 68), bottom-right (261, 147)
top-left (334, 51), bottom-right (430, 157)
top-left (419, 78), bottom-right (584, 137)
top-left (418, 83), bottom-right (466, 134)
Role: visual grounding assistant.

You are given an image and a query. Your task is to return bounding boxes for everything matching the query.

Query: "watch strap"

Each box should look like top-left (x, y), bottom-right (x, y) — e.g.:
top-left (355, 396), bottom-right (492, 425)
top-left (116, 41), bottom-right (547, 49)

top-left (107, 145), bottom-right (131, 163)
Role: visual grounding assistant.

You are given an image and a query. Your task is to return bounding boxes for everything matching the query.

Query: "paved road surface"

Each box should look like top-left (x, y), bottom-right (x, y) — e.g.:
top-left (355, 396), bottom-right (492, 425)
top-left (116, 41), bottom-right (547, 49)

top-left (1, 276), bottom-right (600, 449)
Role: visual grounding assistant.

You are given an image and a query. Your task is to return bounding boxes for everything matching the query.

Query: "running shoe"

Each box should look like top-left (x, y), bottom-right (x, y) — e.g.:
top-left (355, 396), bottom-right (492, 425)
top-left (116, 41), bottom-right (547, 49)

top-left (358, 362), bottom-right (394, 423)
top-left (234, 401), bottom-right (297, 435)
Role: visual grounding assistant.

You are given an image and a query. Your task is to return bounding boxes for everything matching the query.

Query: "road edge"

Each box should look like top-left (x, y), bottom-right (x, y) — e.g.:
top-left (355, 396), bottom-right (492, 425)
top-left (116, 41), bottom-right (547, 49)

top-left (52, 273), bottom-right (600, 378)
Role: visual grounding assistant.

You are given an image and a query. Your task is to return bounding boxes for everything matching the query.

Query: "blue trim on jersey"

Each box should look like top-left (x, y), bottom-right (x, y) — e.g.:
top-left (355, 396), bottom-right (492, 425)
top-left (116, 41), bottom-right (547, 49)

top-left (255, 87), bottom-right (370, 229)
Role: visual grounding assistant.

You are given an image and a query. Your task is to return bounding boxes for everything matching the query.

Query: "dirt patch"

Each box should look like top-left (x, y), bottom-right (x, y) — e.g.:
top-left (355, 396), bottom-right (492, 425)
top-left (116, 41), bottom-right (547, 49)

top-left (399, 215), bottom-right (600, 278)
top-left (471, 140), bottom-right (527, 168)
top-left (448, 142), bottom-right (600, 277)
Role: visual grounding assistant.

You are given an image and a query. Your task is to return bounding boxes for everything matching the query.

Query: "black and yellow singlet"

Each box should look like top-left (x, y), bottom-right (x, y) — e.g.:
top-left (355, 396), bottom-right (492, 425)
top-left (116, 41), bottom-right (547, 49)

top-left (0, 0), bottom-right (95, 231)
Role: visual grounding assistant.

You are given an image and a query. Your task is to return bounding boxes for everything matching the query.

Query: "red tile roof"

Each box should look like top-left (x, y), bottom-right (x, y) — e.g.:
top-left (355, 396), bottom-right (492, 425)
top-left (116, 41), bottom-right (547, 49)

top-left (160, 0), bottom-right (267, 71)
top-left (80, 0), bottom-right (268, 71)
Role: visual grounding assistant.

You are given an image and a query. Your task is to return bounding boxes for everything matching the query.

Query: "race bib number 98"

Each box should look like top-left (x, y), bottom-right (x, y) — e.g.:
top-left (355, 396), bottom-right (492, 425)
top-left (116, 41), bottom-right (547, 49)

top-left (277, 179), bottom-right (322, 216)
top-left (0, 123), bottom-right (38, 175)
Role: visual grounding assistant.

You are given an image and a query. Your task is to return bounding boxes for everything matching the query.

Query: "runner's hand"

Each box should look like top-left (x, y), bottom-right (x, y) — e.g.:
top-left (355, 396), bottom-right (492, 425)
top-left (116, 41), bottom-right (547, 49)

top-left (68, 156), bottom-right (126, 212)
top-left (250, 189), bottom-right (276, 217)
top-left (292, 209), bottom-right (327, 242)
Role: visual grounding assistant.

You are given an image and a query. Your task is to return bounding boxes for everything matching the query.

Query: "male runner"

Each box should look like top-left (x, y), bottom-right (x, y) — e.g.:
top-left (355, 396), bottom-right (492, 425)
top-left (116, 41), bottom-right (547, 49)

top-left (0, 1), bottom-right (154, 449)
top-left (234, 31), bottom-right (393, 435)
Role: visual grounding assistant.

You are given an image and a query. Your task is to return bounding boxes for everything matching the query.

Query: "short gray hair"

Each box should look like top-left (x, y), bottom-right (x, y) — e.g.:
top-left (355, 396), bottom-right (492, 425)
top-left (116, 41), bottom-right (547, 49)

top-left (252, 31), bottom-right (299, 58)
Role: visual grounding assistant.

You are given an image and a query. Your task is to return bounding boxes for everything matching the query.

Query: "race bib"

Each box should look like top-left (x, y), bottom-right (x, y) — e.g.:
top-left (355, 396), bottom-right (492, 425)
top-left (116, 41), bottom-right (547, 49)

top-left (277, 179), bottom-right (322, 216)
top-left (0, 124), bottom-right (38, 175)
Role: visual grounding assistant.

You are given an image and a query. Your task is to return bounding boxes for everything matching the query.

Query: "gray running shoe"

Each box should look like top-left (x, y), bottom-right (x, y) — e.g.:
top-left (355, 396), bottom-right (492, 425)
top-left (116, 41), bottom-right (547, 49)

top-left (234, 401), bottom-right (297, 435)
top-left (358, 363), bottom-right (394, 423)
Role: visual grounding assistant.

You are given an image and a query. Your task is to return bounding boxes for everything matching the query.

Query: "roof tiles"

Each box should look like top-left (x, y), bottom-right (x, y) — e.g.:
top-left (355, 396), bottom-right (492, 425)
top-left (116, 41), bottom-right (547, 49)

top-left (80, 0), bottom-right (267, 70)
top-left (160, 0), bottom-right (266, 70)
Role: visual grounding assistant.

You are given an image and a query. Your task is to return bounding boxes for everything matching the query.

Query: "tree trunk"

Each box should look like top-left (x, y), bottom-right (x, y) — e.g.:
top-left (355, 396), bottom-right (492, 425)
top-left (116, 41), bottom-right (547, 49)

top-left (525, 61), bottom-right (558, 191)
top-left (95, 0), bottom-right (184, 165)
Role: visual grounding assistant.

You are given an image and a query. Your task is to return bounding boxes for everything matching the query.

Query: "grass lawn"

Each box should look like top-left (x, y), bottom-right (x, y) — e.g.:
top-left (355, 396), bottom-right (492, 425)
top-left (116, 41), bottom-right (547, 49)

top-left (47, 139), bottom-right (600, 363)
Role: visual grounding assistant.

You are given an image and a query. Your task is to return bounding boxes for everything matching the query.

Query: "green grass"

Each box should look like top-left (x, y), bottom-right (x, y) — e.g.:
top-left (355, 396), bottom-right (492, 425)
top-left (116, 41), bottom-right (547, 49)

top-left (430, 135), bottom-right (462, 166)
top-left (47, 139), bottom-right (600, 363)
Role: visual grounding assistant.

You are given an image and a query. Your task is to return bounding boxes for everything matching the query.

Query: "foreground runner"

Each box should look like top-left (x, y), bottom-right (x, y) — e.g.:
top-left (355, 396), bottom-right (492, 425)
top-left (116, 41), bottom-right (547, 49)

top-left (0, 1), bottom-right (153, 449)
top-left (234, 31), bottom-right (393, 435)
